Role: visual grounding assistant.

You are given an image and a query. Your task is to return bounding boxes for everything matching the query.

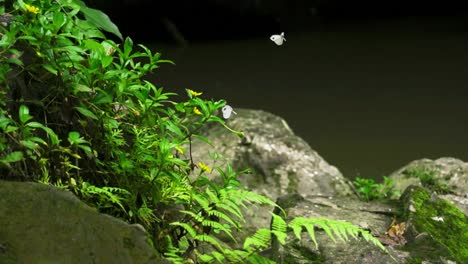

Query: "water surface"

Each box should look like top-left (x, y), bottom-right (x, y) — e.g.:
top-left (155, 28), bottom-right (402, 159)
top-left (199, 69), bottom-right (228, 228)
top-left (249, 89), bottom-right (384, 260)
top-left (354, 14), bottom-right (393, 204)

top-left (148, 17), bottom-right (468, 179)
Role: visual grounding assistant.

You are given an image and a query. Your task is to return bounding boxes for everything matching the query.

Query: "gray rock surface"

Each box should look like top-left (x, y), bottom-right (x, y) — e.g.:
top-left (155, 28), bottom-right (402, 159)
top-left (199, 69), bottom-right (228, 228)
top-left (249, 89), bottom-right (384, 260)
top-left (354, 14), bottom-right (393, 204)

top-left (268, 193), bottom-right (406, 264)
top-left (191, 109), bottom-right (355, 241)
top-left (389, 157), bottom-right (468, 215)
top-left (192, 109), bottom-right (354, 200)
top-left (0, 180), bottom-right (160, 264)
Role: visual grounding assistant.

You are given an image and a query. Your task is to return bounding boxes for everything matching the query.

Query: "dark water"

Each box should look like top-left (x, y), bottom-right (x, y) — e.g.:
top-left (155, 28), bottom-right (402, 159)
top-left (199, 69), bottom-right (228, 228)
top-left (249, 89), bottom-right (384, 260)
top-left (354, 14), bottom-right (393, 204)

top-left (148, 17), bottom-right (468, 180)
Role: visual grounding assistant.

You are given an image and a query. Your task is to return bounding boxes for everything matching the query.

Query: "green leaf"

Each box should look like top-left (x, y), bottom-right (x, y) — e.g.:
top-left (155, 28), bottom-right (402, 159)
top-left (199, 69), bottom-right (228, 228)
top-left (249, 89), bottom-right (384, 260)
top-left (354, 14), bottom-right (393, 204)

top-left (75, 106), bottom-right (98, 120)
top-left (1, 151), bottom-right (23, 164)
top-left (19, 105), bottom-right (33, 124)
top-left (123, 37), bottom-right (133, 58)
top-left (26, 122), bottom-right (60, 145)
top-left (68, 131), bottom-right (88, 145)
top-left (20, 140), bottom-right (38, 150)
top-left (164, 121), bottom-right (184, 137)
top-left (29, 136), bottom-right (48, 146)
top-left (83, 39), bottom-right (104, 53)
top-left (53, 12), bottom-right (66, 31)
top-left (73, 84), bottom-right (92, 94)
top-left (42, 64), bottom-right (58, 75)
top-left (73, 0), bottom-right (123, 40)
top-left (93, 90), bottom-right (113, 105)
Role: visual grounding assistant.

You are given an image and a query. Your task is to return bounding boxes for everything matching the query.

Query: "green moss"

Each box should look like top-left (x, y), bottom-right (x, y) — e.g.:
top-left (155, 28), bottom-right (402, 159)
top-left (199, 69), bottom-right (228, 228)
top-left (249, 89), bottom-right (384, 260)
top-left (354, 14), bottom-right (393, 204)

top-left (404, 187), bottom-right (468, 262)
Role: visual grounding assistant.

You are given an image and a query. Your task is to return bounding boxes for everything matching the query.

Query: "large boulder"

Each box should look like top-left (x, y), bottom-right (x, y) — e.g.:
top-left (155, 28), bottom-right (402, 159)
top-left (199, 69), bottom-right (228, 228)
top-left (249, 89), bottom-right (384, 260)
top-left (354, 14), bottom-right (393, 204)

top-left (267, 193), bottom-right (406, 263)
top-left (191, 109), bottom-right (354, 239)
top-left (0, 180), bottom-right (161, 264)
top-left (389, 157), bottom-right (468, 215)
top-left (399, 185), bottom-right (468, 263)
top-left (192, 109), bottom-right (354, 200)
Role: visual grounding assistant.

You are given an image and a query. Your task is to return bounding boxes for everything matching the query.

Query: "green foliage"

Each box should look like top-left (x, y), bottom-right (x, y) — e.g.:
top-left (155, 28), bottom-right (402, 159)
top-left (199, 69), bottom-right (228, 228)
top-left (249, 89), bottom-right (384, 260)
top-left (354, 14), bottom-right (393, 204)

top-left (403, 167), bottom-right (450, 193)
top-left (353, 176), bottom-right (400, 201)
top-left (0, 1), bottom-right (389, 263)
top-left (288, 217), bottom-right (387, 252)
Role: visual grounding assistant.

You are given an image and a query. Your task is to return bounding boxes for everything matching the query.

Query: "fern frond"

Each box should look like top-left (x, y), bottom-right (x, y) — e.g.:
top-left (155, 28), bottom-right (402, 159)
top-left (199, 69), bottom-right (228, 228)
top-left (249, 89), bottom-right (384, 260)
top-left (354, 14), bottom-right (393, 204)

top-left (170, 222), bottom-right (197, 237)
top-left (231, 189), bottom-right (278, 207)
top-left (198, 253), bottom-right (215, 263)
top-left (205, 187), bottom-right (220, 204)
top-left (207, 209), bottom-right (241, 230)
top-left (194, 234), bottom-right (223, 251)
top-left (219, 198), bottom-right (244, 219)
top-left (246, 253), bottom-right (276, 264)
top-left (164, 236), bottom-right (185, 264)
top-left (136, 204), bottom-right (160, 227)
top-left (201, 219), bottom-right (235, 241)
top-left (271, 213), bottom-right (288, 244)
top-left (222, 249), bottom-right (247, 262)
top-left (288, 217), bottom-right (387, 253)
top-left (243, 228), bottom-right (271, 250)
top-left (193, 192), bottom-right (211, 211)
top-left (271, 213), bottom-right (287, 233)
top-left (211, 251), bottom-right (226, 263)
top-left (179, 210), bottom-right (205, 223)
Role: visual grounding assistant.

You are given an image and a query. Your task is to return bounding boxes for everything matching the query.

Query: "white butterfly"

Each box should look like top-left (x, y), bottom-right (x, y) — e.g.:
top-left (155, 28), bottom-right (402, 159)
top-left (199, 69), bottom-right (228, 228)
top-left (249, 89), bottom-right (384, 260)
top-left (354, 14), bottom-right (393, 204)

top-left (270, 32), bottom-right (286, 46)
top-left (222, 105), bottom-right (237, 119)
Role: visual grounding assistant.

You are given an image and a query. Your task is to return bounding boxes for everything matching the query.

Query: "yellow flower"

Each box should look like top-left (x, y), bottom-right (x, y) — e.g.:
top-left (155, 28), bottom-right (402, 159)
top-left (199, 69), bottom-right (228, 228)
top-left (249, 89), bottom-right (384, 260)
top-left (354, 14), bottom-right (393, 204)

top-left (187, 89), bottom-right (202, 97)
top-left (198, 162), bottom-right (212, 173)
top-left (193, 107), bottom-right (202, 115)
top-left (175, 146), bottom-right (184, 154)
top-left (24, 3), bottom-right (39, 14)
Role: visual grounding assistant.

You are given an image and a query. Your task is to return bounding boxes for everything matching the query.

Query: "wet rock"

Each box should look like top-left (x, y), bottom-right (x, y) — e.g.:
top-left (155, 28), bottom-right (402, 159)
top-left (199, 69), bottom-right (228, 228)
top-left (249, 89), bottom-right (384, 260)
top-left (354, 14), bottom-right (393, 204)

top-left (400, 186), bottom-right (468, 263)
top-left (0, 180), bottom-right (161, 264)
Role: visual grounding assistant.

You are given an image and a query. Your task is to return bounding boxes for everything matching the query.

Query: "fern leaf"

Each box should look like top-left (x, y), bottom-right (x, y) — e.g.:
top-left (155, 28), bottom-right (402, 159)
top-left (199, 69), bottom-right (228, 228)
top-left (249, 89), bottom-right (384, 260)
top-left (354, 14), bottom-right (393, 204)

top-left (207, 209), bottom-right (241, 230)
top-left (360, 229), bottom-right (388, 252)
top-left (304, 222), bottom-right (319, 249)
top-left (288, 217), bottom-right (388, 253)
top-left (170, 222), bottom-right (197, 237)
top-left (316, 219), bottom-right (338, 243)
top-left (219, 198), bottom-right (244, 219)
top-left (244, 228), bottom-right (271, 250)
top-left (223, 249), bottom-right (247, 262)
top-left (194, 234), bottom-right (223, 251)
top-left (211, 251), bottom-right (225, 263)
top-left (198, 254), bottom-right (214, 263)
top-left (201, 219), bottom-right (235, 241)
top-left (179, 210), bottom-right (205, 223)
top-left (246, 253), bottom-right (276, 264)
top-left (271, 213), bottom-right (288, 245)
top-left (271, 213), bottom-right (287, 233)
top-left (193, 193), bottom-right (211, 211)
top-left (164, 236), bottom-right (185, 264)
top-left (205, 187), bottom-right (220, 204)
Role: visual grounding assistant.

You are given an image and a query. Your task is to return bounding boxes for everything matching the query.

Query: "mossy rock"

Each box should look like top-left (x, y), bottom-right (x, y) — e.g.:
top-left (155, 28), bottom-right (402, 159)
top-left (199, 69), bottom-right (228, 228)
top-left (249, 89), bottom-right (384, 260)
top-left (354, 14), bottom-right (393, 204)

top-left (401, 186), bottom-right (468, 263)
top-left (0, 180), bottom-right (161, 264)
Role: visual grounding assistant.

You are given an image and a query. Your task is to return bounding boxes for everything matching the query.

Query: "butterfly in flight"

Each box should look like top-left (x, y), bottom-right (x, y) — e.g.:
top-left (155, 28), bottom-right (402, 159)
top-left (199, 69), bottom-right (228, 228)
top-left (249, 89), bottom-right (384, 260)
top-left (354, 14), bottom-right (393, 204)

top-left (270, 32), bottom-right (286, 46)
top-left (222, 105), bottom-right (237, 119)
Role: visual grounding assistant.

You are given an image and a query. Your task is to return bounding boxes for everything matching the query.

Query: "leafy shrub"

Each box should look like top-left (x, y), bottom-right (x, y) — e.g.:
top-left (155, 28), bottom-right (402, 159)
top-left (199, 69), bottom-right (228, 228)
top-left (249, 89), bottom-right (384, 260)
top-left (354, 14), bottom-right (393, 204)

top-left (0, 1), bottom-right (388, 262)
top-left (353, 176), bottom-right (399, 201)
